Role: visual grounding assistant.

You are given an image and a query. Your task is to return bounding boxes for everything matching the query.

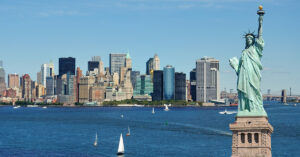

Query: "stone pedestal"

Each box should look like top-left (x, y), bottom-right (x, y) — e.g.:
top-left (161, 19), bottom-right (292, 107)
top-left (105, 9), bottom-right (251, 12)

top-left (230, 117), bottom-right (273, 157)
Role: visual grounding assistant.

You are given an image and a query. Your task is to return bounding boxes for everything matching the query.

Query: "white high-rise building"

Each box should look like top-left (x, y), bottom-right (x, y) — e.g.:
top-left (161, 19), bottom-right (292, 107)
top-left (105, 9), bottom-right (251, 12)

top-left (41, 64), bottom-right (50, 87)
top-left (153, 54), bottom-right (160, 71)
top-left (196, 57), bottom-right (220, 102)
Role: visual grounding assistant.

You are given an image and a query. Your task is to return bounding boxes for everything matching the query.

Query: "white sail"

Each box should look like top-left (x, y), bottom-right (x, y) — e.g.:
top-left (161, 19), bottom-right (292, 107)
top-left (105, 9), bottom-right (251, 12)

top-left (94, 132), bottom-right (98, 146)
top-left (118, 133), bottom-right (124, 154)
top-left (164, 105), bottom-right (169, 111)
top-left (152, 108), bottom-right (155, 114)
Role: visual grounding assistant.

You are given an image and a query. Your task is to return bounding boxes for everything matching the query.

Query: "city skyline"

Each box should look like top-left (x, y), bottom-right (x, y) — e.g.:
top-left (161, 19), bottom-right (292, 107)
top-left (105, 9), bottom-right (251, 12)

top-left (1, 0), bottom-right (299, 95)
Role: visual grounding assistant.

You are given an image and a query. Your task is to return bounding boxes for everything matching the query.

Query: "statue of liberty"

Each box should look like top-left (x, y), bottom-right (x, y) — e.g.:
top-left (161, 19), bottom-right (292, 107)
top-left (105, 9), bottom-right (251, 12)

top-left (229, 6), bottom-right (267, 117)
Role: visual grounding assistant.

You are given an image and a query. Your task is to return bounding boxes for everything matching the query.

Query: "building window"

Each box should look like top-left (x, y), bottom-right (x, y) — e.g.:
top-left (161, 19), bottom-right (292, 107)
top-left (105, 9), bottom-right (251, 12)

top-left (254, 133), bottom-right (259, 143)
top-left (241, 133), bottom-right (245, 143)
top-left (248, 133), bottom-right (252, 143)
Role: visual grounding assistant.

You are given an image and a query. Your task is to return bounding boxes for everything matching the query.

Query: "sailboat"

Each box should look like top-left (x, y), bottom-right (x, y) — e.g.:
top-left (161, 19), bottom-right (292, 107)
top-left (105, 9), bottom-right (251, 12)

top-left (219, 109), bottom-right (237, 115)
top-left (94, 132), bottom-right (98, 146)
top-left (117, 133), bottom-right (125, 155)
top-left (126, 126), bottom-right (130, 136)
top-left (164, 105), bottom-right (169, 111)
top-left (152, 107), bottom-right (155, 114)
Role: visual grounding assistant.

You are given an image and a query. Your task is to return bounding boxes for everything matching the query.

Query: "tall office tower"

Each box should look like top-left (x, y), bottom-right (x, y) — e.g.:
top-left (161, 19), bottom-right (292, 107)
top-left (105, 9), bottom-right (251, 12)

top-left (46, 76), bottom-right (54, 96)
top-left (121, 70), bottom-right (133, 99)
top-left (152, 70), bottom-right (163, 101)
top-left (186, 80), bottom-right (191, 101)
top-left (98, 59), bottom-right (104, 75)
top-left (76, 67), bottom-right (83, 102)
top-left (125, 53), bottom-right (132, 70)
top-left (48, 61), bottom-right (55, 77)
top-left (130, 71), bottom-right (140, 89)
top-left (8, 74), bottom-right (19, 88)
top-left (146, 54), bottom-right (160, 75)
top-left (88, 56), bottom-right (100, 71)
top-left (92, 56), bottom-right (101, 62)
top-left (146, 58), bottom-right (153, 75)
top-left (109, 53), bottom-right (126, 76)
top-left (190, 68), bottom-right (196, 101)
top-left (163, 65), bottom-right (175, 100)
top-left (113, 72), bottom-right (119, 86)
top-left (119, 67), bottom-right (127, 84)
top-left (41, 64), bottom-right (50, 87)
top-left (133, 75), bottom-right (153, 96)
top-left (31, 81), bottom-right (37, 100)
top-left (22, 74), bottom-right (32, 101)
top-left (196, 57), bottom-right (220, 102)
top-left (37, 71), bottom-right (42, 85)
top-left (66, 73), bottom-right (76, 102)
top-left (59, 57), bottom-right (76, 77)
top-left (153, 54), bottom-right (160, 70)
top-left (175, 72), bottom-right (186, 100)
top-left (0, 61), bottom-right (6, 95)
top-left (78, 76), bottom-right (95, 103)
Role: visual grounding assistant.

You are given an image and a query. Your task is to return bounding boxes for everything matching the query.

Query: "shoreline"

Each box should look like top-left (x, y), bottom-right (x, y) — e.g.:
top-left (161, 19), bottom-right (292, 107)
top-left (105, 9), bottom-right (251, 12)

top-left (0, 104), bottom-right (239, 108)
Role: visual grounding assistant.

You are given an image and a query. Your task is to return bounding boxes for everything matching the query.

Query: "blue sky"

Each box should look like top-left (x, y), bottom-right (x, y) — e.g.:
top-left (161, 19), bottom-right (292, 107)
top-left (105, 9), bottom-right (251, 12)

top-left (0, 0), bottom-right (299, 95)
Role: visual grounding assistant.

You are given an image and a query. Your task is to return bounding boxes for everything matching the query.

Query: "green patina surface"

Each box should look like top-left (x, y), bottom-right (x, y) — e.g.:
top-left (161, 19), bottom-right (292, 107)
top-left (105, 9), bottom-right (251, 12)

top-left (230, 10), bottom-right (267, 117)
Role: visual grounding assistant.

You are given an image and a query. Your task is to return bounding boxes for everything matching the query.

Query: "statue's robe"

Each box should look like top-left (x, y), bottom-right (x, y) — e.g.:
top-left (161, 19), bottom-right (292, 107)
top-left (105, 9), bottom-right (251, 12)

top-left (232, 37), bottom-right (267, 116)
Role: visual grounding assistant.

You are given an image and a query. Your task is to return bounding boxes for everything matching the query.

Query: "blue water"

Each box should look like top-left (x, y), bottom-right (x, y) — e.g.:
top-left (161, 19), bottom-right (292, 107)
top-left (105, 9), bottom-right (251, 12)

top-left (0, 101), bottom-right (299, 157)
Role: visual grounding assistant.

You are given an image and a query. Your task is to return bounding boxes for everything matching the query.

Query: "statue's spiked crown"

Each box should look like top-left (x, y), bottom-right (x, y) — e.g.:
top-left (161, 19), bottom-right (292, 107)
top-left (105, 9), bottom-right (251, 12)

top-left (244, 30), bottom-right (256, 38)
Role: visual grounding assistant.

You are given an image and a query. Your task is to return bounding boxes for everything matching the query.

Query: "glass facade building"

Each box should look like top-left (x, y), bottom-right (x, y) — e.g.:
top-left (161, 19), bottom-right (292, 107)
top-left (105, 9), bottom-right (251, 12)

top-left (175, 72), bottom-right (186, 100)
top-left (131, 71), bottom-right (140, 89)
top-left (163, 65), bottom-right (175, 100)
top-left (59, 57), bottom-right (75, 77)
top-left (153, 70), bottom-right (163, 101)
top-left (88, 61), bottom-right (99, 71)
top-left (46, 76), bottom-right (54, 96)
top-left (109, 54), bottom-right (126, 76)
top-left (190, 68), bottom-right (197, 101)
top-left (133, 75), bottom-right (153, 96)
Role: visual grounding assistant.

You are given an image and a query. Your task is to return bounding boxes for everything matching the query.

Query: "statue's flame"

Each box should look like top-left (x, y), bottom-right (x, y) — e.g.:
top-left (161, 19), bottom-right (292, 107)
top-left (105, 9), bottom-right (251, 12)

top-left (259, 5), bottom-right (263, 10)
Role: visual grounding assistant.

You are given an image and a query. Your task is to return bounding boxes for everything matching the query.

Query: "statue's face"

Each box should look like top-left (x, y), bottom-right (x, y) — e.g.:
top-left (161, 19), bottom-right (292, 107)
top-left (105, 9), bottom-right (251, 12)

top-left (246, 35), bottom-right (254, 46)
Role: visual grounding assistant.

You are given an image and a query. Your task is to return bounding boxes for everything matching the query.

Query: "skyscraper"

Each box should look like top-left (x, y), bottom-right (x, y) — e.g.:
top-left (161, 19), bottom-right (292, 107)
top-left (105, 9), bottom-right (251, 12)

top-left (131, 71), bottom-right (140, 89)
top-left (98, 60), bottom-right (104, 75)
top-left (22, 74), bottom-right (32, 101)
top-left (196, 57), bottom-right (220, 102)
top-left (146, 54), bottom-right (160, 75)
top-left (109, 53), bottom-right (126, 76)
top-left (37, 71), bottom-right (42, 85)
top-left (59, 57), bottom-right (76, 77)
top-left (153, 54), bottom-right (160, 71)
top-left (48, 61), bottom-right (55, 77)
top-left (153, 70), bottom-right (163, 101)
top-left (146, 58), bottom-right (153, 75)
top-left (0, 61), bottom-right (6, 95)
top-left (175, 72), bottom-right (186, 100)
top-left (46, 76), bottom-right (54, 96)
top-left (163, 65), bottom-right (175, 100)
top-left (8, 74), bottom-right (19, 88)
top-left (76, 67), bottom-right (83, 102)
top-left (41, 64), bottom-right (50, 87)
top-left (190, 68), bottom-right (196, 101)
top-left (133, 75), bottom-right (153, 96)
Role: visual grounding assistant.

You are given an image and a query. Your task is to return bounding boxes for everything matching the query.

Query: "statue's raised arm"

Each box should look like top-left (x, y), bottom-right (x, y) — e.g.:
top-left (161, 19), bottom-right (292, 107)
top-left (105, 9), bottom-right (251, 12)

top-left (257, 5), bottom-right (264, 40)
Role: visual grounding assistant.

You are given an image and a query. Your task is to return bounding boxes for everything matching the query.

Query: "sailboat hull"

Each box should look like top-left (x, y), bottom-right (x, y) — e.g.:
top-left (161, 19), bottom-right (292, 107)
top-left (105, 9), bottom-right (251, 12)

top-left (117, 152), bottom-right (124, 155)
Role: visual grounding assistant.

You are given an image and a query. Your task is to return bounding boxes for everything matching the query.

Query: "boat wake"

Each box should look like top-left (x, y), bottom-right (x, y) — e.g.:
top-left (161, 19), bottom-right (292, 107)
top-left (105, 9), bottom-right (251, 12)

top-left (166, 122), bottom-right (232, 136)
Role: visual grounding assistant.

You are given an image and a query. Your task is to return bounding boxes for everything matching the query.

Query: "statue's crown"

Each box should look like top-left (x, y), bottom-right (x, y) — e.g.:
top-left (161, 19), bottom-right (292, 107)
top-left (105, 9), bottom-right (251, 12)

top-left (244, 30), bottom-right (255, 38)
